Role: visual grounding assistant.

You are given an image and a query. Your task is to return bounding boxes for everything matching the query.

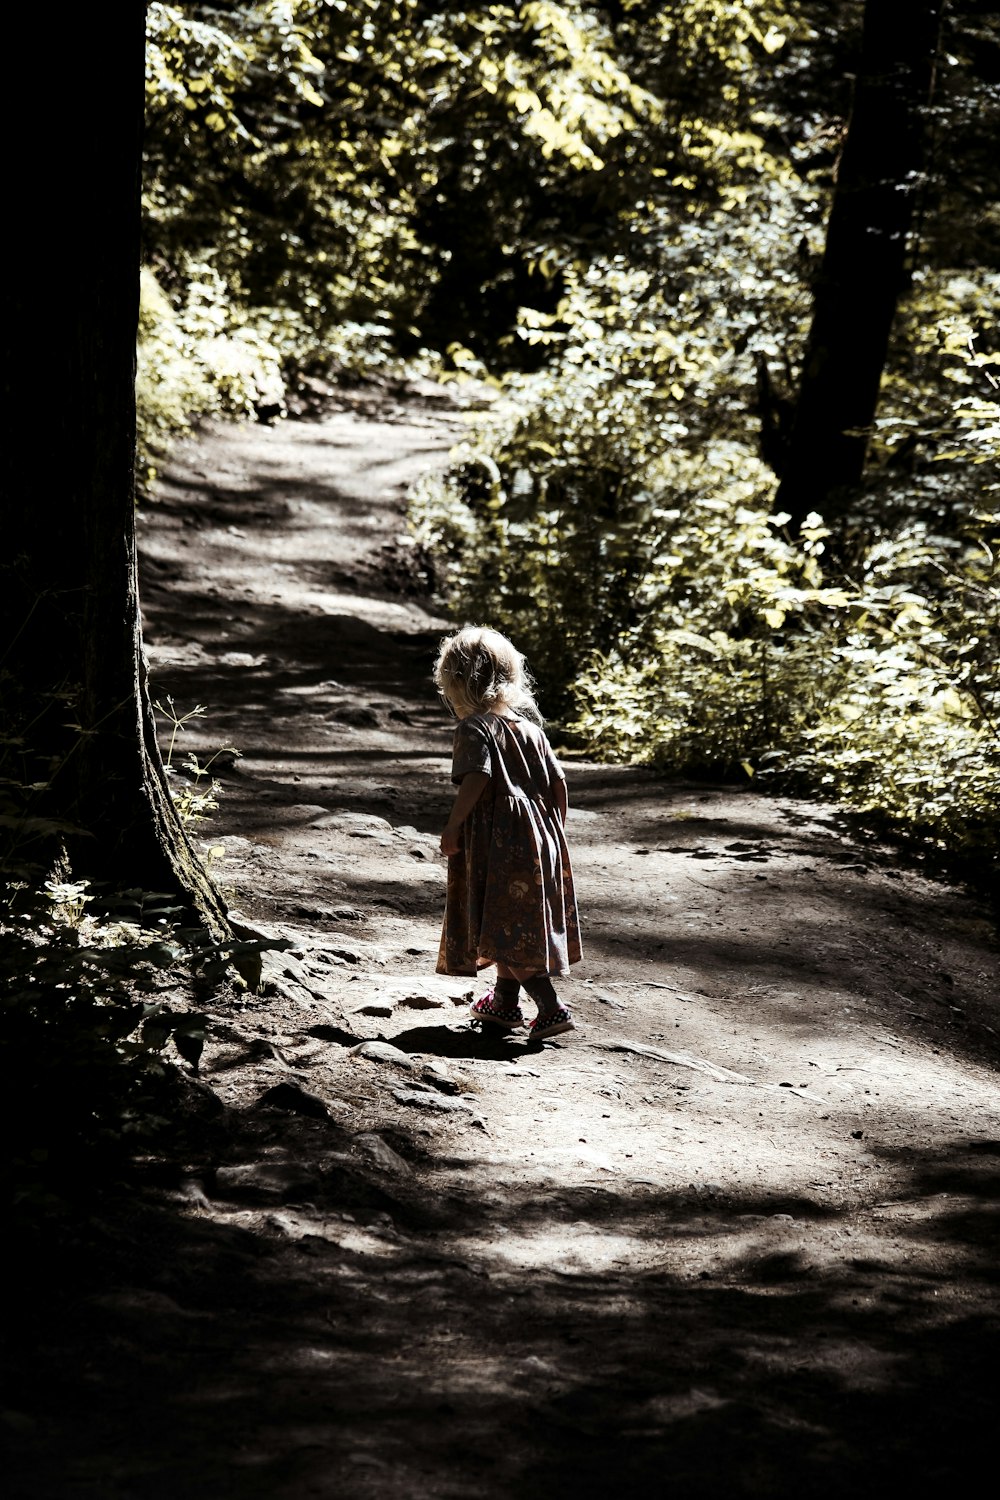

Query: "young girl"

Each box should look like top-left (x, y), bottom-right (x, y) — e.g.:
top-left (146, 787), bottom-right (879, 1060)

top-left (434, 625), bottom-right (581, 1040)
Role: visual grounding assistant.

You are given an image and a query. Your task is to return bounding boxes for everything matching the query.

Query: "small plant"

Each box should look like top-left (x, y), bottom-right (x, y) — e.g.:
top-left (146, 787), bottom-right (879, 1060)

top-left (42, 878), bottom-right (92, 928)
top-left (1, 871), bottom-right (291, 1218)
top-left (154, 697), bottom-right (240, 827)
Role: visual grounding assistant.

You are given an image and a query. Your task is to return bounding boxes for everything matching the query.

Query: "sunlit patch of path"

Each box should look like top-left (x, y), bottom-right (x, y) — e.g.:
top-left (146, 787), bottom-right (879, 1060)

top-left (111, 391), bottom-right (1000, 1499)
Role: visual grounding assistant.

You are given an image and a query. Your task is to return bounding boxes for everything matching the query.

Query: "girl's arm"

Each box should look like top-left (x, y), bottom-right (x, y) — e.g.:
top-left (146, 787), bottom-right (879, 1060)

top-left (440, 772), bottom-right (490, 855)
top-left (555, 775), bottom-right (568, 827)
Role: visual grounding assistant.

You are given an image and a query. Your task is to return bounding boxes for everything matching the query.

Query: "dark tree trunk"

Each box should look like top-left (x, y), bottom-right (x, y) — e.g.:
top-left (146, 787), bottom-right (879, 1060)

top-left (774, 0), bottom-right (944, 532)
top-left (0, 11), bottom-right (229, 940)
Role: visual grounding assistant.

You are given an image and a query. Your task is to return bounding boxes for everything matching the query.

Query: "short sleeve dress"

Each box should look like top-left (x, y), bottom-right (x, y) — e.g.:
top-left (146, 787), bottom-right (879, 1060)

top-left (436, 711), bottom-right (583, 978)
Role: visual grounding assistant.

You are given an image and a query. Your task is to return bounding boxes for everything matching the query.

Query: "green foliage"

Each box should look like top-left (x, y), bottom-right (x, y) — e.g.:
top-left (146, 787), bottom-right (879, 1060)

top-left (141, 1), bottom-right (999, 378)
top-left (408, 225), bottom-right (817, 712)
top-left (411, 301), bottom-right (1000, 873)
top-left (1, 880), bottom-right (197, 1211)
top-left (571, 504), bottom-right (999, 861)
top-left (140, 2), bottom-right (806, 388)
top-left (136, 262), bottom-right (289, 485)
top-left (0, 657), bottom-right (286, 1217)
top-left (0, 872), bottom-right (293, 1215)
top-left (144, 3), bottom-right (1000, 876)
top-left (154, 696), bottom-right (241, 826)
top-left (869, 272), bottom-right (1000, 474)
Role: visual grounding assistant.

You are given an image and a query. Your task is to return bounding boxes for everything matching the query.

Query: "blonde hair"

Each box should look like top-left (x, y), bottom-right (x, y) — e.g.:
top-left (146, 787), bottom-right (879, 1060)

top-left (433, 626), bottom-right (542, 723)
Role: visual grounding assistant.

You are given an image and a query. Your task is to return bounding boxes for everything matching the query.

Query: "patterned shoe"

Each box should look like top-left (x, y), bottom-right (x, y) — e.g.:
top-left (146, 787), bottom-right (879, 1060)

top-left (470, 989), bottom-right (524, 1029)
top-left (529, 1007), bottom-right (575, 1041)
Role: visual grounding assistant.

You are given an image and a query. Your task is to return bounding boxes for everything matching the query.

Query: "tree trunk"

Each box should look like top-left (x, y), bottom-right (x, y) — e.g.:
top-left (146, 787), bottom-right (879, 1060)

top-left (774, 0), bottom-right (944, 532)
top-left (0, 10), bottom-right (229, 941)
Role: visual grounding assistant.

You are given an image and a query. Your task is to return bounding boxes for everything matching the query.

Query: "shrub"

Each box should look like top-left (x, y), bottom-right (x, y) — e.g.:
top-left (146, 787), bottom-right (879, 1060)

top-left (410, 264), bottom-right (1000, 876)
top-left (136, 260), bottom-right (288, 487)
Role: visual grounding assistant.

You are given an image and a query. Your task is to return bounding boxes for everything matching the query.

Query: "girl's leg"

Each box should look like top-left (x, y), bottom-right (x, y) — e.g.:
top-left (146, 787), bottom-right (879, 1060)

top-left (496, 964), bottom-right (574, 1036)
top-left (470, 961), bottom-right (524, 1027)
top-left (493, 962), bottom-right (522, 1011)
top-left (520, 972), bottom-right (562, 1022)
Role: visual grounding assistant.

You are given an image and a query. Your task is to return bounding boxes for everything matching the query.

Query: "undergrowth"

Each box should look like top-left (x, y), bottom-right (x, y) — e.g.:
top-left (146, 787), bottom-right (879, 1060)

top-left (0, 683), bottom-right (285, 1223)
top-left (409, 270), bottom-right (1000, 887)
top-left (0, 868), bottom-right (296, 1222)
top-left (136, 258), bottom-right (446, 494)
top-left (155, 695), bottom-right (241, 829)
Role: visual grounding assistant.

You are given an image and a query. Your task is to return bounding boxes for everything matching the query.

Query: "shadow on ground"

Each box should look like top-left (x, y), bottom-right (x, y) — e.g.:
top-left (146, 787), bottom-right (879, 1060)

top-left (13, 400), bottom-right (990, 1498)
top-left (6, 1110), bottom-right (998, 1500)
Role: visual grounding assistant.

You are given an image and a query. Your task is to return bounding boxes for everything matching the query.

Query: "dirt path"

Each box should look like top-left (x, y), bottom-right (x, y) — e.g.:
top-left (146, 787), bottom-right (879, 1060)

top-left (11, 388), bottom-right (1000, 1498)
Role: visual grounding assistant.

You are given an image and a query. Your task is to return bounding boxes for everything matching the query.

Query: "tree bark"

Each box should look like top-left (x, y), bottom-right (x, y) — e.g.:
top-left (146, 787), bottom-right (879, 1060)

top-left (774, 0), bottom-right (944, 532)
top-left (0, 11), bottom-right (229, 941)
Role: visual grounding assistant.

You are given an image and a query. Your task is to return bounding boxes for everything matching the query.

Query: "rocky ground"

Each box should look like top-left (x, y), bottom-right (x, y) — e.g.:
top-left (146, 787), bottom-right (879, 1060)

top-left (6, 384), bottom-right (999, 1498)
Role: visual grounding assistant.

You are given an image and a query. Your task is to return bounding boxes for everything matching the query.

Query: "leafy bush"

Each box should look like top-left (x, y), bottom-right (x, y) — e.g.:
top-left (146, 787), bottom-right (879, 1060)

top-left (572, 504), bottom-right (999, 863)
top-left (409, 242), bottom-right (816, 712)
top-left (0, 867), bottom-right (295, 1219)
top-left (410, 270), bottom-right (1000, 876)
top-left (0, 880), bottom-right (205, 1213)
top-left (136, 261), bottom-right (289, 486)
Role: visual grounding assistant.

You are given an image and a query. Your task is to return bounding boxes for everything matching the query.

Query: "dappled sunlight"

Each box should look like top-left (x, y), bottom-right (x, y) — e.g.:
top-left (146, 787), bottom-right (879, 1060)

top-left (7, 6), bottom-right (998, 1496)
top-left (43, 1125), bottom-right (991, 1498)
top-left (15, 385), bottom-right (998, 1500)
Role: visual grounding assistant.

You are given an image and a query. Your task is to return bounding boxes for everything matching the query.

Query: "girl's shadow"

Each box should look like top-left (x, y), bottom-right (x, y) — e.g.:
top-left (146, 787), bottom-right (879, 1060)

top-left (388, 1022), bottom-right (547, 1061)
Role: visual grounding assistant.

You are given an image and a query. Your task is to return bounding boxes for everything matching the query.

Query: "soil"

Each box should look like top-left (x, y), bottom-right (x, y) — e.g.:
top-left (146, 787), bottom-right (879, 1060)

top-left (6, 382), bottom-right (1000, 1498)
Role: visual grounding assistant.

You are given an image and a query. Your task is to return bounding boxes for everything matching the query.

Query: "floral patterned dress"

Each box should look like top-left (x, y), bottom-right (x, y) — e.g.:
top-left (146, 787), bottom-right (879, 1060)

top-left (436, 711), bottom-right (582, 978)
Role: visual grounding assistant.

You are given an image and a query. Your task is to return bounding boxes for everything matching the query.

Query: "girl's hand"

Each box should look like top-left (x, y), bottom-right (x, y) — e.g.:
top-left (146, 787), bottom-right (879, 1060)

top-left (440, 772), bottom-right (489, 856)
top-left (440, 822), bottom-right (462, 856)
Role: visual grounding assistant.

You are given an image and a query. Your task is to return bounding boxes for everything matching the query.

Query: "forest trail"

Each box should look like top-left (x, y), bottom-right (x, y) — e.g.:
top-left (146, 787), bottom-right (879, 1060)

top-left (14, 388), bottom-right (1000, 1498)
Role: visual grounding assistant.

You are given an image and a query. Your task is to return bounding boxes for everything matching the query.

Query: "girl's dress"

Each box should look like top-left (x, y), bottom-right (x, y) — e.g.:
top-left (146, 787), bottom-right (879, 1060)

top-left (437, 711), bottom-right (582, 978)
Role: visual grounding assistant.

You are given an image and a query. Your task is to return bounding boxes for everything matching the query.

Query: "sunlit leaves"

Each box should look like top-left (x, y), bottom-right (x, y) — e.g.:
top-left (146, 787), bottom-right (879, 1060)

top-left (146, 0), bottom-right (327, 122)
top-left (411, 250), bottom-right (999, 868)
top-left (142, 3), bottom-right (999, 867)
